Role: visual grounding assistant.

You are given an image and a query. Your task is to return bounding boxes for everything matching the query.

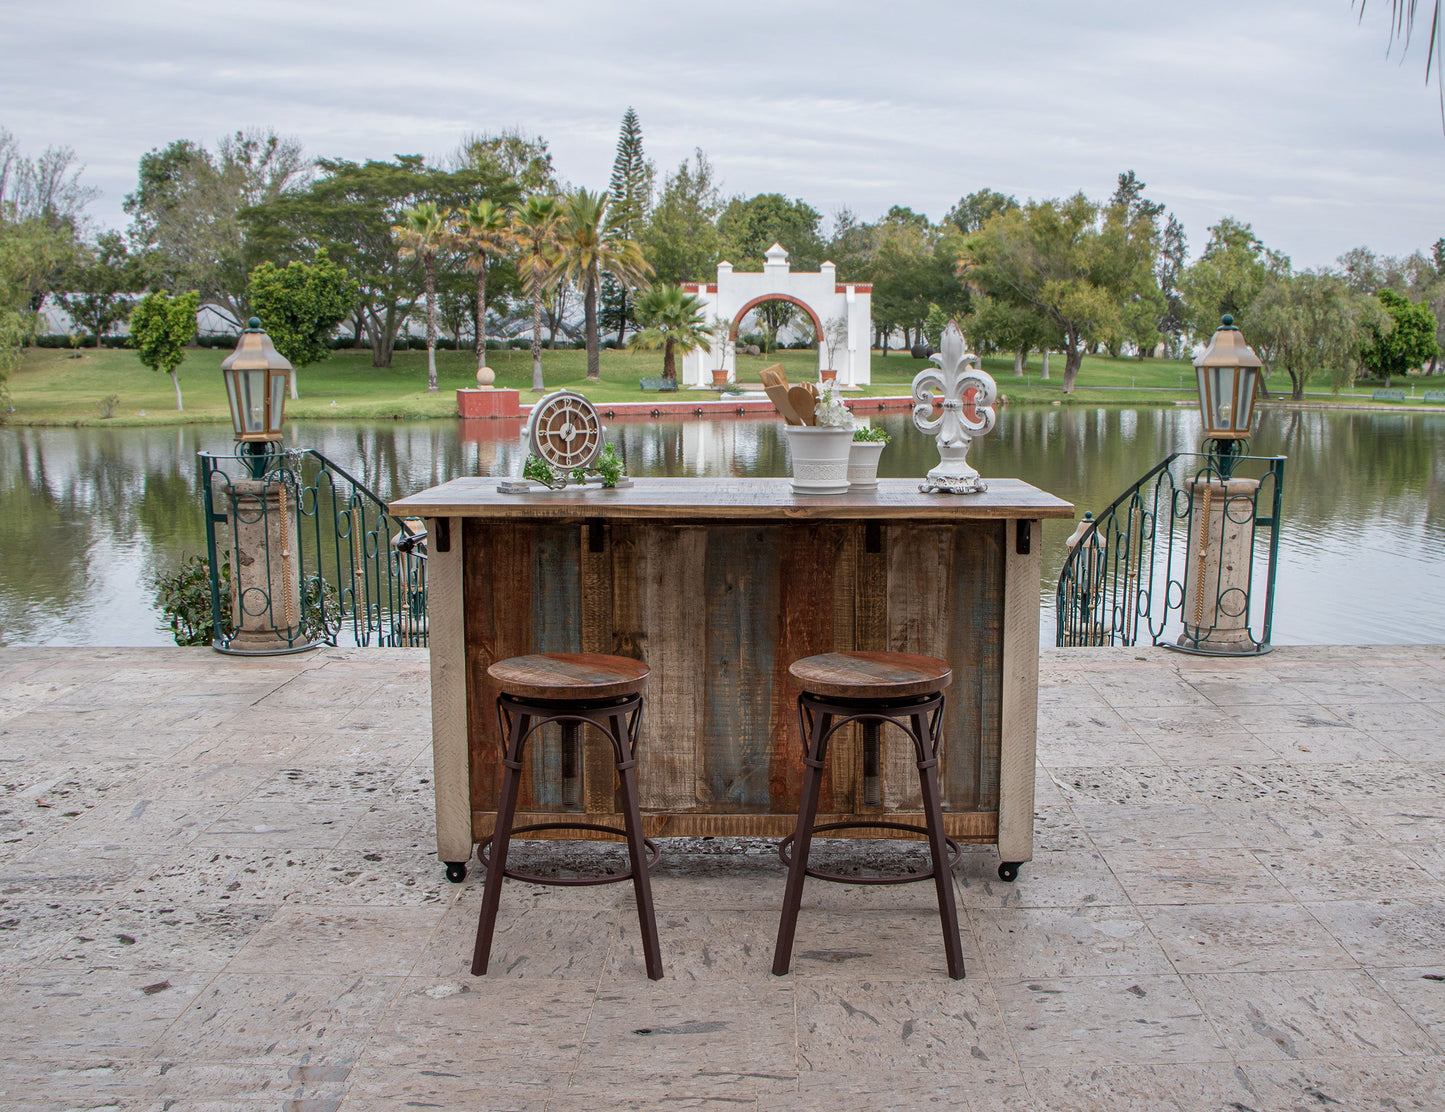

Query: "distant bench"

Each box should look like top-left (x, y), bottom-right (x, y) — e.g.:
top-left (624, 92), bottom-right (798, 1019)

top-left (639, 378), bottom-right (679, 392)
top-left (1423, 390), bottom-right (1445, 403)
top-left (1372, 388), bottom-right (1407, 401)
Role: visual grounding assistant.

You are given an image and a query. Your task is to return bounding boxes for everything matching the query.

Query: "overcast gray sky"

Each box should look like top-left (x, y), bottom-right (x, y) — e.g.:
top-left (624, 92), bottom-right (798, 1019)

top-left (5, 0), bottom-right (1441, 269)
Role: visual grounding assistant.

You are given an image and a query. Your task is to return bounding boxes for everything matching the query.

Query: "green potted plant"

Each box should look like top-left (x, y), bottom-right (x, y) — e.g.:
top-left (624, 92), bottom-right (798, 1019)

top-left (848, 424), bottom-right (891, 490)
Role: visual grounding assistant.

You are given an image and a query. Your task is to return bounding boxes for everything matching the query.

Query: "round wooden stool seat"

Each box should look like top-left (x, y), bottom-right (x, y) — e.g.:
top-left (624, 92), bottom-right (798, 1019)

top-left (789, 651), bottom-right (952, 700)
top-left (487, 653), bottom-right (649, 700)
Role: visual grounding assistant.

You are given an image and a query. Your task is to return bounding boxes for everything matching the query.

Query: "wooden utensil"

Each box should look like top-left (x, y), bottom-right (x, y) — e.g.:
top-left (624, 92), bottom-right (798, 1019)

top-left (759, 364), bottom-right (789, 390)
top-left (764, 384), bottom-right (803, 424)
top-left (788, 385), bottom-right (817, 425)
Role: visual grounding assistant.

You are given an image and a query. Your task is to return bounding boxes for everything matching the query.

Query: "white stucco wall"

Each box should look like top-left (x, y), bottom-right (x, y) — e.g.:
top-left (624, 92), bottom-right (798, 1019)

top-left (681, 244), bottom-right (872, 388)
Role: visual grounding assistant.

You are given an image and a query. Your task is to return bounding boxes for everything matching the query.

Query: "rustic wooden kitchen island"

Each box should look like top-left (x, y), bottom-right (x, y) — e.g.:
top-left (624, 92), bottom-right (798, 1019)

top-left (389, 477), bottom-right (1074, 881)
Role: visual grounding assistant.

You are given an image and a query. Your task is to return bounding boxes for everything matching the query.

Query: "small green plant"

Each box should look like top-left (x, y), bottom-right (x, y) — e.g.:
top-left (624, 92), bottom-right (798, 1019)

top-left (522, 453), bottom-right (562, 487)
top-left (593, 442), bottom-right (627, 488)
top-left (717, 380), bottom-right (743, 395)
top-left (523, 445), bottom-right (627, 489)
top-left (95, 394), bottom-right (121, 419)
top-left (155, 553), bottom-right (231, 646)
top-left (852, 425), bottom-right (891, 443)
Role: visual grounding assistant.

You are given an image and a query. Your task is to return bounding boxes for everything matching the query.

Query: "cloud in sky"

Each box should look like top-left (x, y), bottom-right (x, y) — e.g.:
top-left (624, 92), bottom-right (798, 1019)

top-left (5, 0), bottom-right (1442, 268)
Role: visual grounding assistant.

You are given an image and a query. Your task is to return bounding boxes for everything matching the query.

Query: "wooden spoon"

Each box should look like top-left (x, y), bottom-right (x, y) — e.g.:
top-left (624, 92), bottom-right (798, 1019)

top-left (764, 383), bottom-right (803, 424)
top-left (788, 385), bottom-right (816, 425)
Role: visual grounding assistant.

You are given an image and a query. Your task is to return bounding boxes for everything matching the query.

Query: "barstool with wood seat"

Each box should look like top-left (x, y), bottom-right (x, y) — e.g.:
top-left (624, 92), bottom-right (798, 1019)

top-left (471, 652), bottom-right (663, 981)
top-left (771, 651), bottom-right (965, 980)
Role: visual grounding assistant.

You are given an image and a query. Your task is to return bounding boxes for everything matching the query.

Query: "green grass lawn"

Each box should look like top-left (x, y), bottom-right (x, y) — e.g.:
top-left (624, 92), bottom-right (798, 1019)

top-left (4, 343), bottom-right (1426, 428)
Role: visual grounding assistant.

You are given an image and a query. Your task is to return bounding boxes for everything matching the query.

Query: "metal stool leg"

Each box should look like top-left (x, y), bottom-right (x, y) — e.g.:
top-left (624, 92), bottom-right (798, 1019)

top-left (772, 702), bottom-right (831, 976)
top-left (912, 707), bottom-right (965, 980)
top-left (472, 708), bottom-right (529, 976)
top-left (611, 707), bottom-right (663, 980)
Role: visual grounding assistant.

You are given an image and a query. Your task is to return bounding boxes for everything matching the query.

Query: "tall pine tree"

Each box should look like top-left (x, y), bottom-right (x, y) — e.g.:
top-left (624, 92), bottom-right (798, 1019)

top-left (601, 107), bottom-right (653, 343)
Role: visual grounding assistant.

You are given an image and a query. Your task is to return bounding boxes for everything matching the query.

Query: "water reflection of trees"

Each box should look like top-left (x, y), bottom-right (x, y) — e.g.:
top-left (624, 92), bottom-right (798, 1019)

top-left (2, 406), bottom-right (1442, 646)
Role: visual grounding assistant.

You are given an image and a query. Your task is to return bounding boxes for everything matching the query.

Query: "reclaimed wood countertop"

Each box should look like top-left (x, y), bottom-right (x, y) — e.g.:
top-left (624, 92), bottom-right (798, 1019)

top-left (391, 476), bottom-right (1074, 521)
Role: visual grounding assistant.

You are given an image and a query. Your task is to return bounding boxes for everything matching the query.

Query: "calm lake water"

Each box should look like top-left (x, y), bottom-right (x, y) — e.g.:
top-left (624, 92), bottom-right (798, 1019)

top-left (1, 405), bottom-right (1442, 647)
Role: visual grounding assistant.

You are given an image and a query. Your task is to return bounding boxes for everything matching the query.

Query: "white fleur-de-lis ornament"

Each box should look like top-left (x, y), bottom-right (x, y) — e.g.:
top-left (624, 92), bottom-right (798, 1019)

top-left (911, 320), bottom-right (997, 494)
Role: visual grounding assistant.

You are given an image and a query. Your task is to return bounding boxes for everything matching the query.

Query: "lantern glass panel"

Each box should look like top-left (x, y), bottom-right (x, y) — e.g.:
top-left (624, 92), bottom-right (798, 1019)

top-left (223, 370), bottom-right (244, 435)
top-left (268, 369), bottom-right (288, 434)
top-left (242, 368), bottom-right (268, 434)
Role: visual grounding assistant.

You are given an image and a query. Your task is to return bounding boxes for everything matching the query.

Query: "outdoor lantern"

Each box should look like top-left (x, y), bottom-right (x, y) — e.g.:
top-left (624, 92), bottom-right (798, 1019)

top-left (221, 318), bottom-right (292, 443)
top-left (1193, 314), bottom-right (1263, 440)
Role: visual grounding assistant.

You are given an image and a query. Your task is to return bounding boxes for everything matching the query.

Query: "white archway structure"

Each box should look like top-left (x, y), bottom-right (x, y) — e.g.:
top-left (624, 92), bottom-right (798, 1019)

top-left (681, 243), bottom-right (873, 388)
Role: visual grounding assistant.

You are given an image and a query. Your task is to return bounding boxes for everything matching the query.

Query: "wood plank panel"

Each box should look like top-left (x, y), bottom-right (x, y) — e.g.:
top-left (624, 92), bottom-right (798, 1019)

top-left (463, 520), bottom-right (580, 820)
top-left (425, 516), bottom-right (471, 864)
top-left (998, 518), bottom-right (1043, 865)
top-left (394, 476), bottom-right (1074, 522)
top-left (883, 524), bottom-right (952, 810)
top-left (767, 523), bottom-right (856, 814)
top-left (701, 526), bottom-right (778, 811)
top-left (580, 521), bottom-right (618, 815)
top-left (941, 522), bottom-right (1005, 813)
top-left (612, 524), bottom-right (708, 811)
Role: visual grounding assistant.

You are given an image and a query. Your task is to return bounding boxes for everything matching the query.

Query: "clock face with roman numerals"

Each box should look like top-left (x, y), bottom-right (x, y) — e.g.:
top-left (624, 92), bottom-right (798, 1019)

top-left (527, 390), bottom-right (603, 471)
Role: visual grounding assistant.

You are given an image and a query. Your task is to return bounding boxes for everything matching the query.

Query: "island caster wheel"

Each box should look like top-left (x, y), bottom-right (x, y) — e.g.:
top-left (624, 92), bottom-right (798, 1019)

top-left (997, 862), bottom-right (1021, 883)
top-left (444, 861), bottom-right (468, 883)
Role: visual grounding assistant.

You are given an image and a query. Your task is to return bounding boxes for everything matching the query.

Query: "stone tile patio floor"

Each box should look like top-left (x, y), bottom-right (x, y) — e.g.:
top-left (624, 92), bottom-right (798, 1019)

top-left (0, 644), bottom-right (1442, 1111)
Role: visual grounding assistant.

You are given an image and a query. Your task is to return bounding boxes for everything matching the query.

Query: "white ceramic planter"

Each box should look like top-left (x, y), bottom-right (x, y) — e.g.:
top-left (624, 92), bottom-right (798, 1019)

top-left (784, 426), bottom-right (853, 495)
top-left (847, 440), bottom-right (886, 491)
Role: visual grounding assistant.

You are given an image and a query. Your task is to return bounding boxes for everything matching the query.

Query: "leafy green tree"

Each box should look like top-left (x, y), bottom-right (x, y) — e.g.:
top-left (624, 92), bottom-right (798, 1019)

top-left (960, 193), bottom-right (1154, 392)
top-left (0, 214), bottom-right (74, 401)
top-left (1179, 218), bottom-right (1290, 335)
top-left (944, 188), bottom-right (1018, 235)
top-left (454, 130), bottom-right (556, 196)
top-left (639, 150), bottom-right (722, 286)
top-left (824, 207), bottom-right (876, 283)
top-left (246, 156), bottom-right (508, 367)
top-left (131, 289), bottom-right (200, 411)
top-left (602, 108), bottom-right (653, 343)
top-left (632, 284), bottom-right (711, 387)
top-left (1360, 288), bottom-right (1441, 379)
top-left (449, 199), bottom-right (512, 361)
top-left (717, 193), bottom-right (824, 271)
top-left (245, 249), bottom-right (357, 396)
top-left (1247, 272), bottom-right (1379, 400)
top-left (0, 129), bottom-right (98, 229)
top-left (1156, 214), bottom-right (1189, 356)
top-left (967, 296), bottom-right (1057, 373)
top-left (56, 232), bottom-right (141, 347)
top-left (392, 202), bottom-right (447, 391)
top-left (511, 195), bottom-right (564, 392)
top-left (557, 189), bottom-right (651, 381)
top-left (124, 129), bottom-right (309, 322)
top-left (870, 206), bottom-right (967, 349)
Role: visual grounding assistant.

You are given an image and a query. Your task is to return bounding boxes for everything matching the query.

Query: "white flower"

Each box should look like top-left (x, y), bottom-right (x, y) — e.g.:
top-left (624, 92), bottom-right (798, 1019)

top-left (813, 380), bottom-right (854, 429)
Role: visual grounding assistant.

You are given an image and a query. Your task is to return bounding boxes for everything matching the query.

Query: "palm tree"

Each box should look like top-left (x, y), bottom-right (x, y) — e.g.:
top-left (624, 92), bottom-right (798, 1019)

top-left (451, 199), bottom-right (512, 363)
top-left (556, 189), bottom-right (652, 381)
top-left (631, 284), bottom-right (712, 388)
top-left (510, 195), bottom-right (564, 392)
top-left (392, 201), bottom-right (447, 391)
top-left (1360, 0), bottom-right (1444, 120)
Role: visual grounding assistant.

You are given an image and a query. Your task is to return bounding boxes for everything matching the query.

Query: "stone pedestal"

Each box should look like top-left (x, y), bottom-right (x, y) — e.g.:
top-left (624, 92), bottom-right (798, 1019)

top-left (1179, 475), bottom-right (1260, 652)
top-left (458, 388), bottom-right (520, 419)
top-left (227, 478), bottom-right (309, 653)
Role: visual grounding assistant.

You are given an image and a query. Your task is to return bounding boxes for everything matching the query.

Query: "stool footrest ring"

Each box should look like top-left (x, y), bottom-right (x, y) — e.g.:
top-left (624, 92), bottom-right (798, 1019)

top-left (778, 821), bottom-right (962, 886)
top-left (479, 822), bottom-right (660, 887)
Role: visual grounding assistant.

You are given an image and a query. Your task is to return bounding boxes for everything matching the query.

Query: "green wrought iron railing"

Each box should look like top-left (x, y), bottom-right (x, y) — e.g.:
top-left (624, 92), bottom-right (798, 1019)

top-left (1055, 451), bottom-right (1285, 655)
top-left (200, 449), bottom-right (427, 654)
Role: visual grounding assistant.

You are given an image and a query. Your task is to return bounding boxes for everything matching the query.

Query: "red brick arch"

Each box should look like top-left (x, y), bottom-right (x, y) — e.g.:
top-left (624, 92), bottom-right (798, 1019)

top-left (729, 294), bottom-right (824, 344)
